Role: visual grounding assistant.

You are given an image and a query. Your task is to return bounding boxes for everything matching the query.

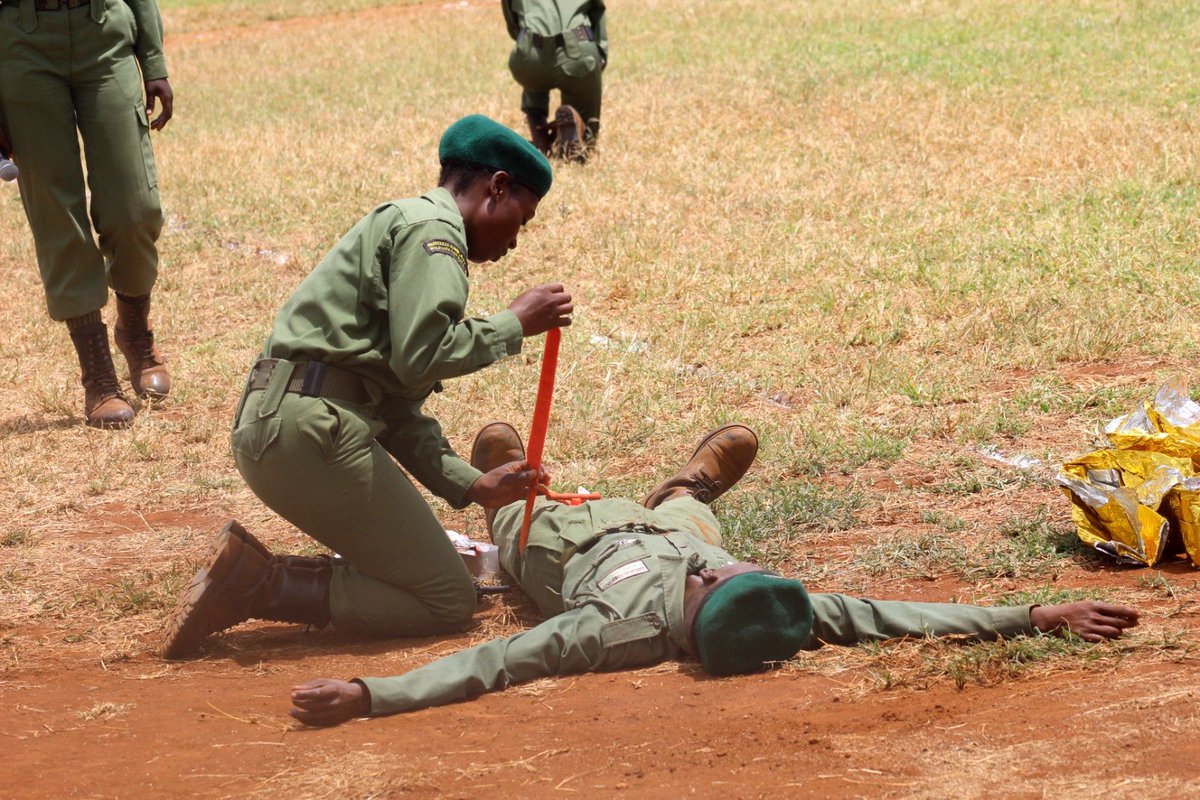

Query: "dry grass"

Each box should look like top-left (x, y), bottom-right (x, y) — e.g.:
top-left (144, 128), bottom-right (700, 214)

top-left (2, 0), bottom-right (1200, 794)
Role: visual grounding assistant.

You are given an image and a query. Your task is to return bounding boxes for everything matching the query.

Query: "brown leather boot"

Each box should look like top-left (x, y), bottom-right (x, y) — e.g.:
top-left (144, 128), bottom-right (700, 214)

top-left (114, 292), bottom-right (170, 399)
top-left (551, 105), bottom-right (588, 163)
top-left (161, 520), bottom-right (332, 660)
top-left (526, 111), bottom-right (555, 155)
top-left (642, 424), bottom-right (759, 509)
top-left (470, 422), bottom-right (526, 538)
top-left (67, 315), bottom-right (134, 429)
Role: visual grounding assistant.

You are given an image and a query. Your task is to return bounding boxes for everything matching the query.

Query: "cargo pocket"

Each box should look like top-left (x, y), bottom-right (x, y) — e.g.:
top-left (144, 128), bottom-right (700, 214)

top-left (294, 398), bottom-right (343, 461)
top-left (134, 105), bottom-right (157, 190)
top-left (561, 38), bottom-right (598, 77)
top-left (231, 414), bottom-right (282, 462)
top-left (599, 613), bottom-right (664, 648)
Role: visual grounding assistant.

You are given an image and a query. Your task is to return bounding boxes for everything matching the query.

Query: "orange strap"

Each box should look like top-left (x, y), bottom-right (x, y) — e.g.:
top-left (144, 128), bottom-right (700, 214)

top-left (539, 486), bottom-right (603, 505)
top-left (519, 328), bottom-right (561, 552)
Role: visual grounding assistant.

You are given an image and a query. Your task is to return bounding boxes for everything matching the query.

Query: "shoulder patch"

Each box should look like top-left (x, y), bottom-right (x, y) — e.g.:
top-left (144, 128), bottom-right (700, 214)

top-left (423, 239), bottom-right (469, 276)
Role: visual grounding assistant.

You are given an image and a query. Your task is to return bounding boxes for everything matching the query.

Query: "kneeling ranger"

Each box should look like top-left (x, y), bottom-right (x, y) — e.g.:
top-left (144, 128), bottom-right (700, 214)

top-left (161, 116), bottom-right (571, 658)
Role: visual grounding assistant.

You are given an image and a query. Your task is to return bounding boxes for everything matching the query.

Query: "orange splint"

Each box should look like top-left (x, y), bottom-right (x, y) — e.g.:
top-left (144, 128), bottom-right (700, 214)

top-left (519, 329), bottom-right (601, 552)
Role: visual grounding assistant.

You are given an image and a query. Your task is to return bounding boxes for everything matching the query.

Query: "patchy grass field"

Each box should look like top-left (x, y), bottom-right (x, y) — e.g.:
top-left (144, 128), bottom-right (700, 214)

top-left (3, 0), bottom-right (1200, 796)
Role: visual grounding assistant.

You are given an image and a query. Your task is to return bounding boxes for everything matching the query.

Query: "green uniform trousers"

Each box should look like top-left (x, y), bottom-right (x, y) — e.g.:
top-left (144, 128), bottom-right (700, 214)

top-left (0, 0), bottom-right (162, 321)
top-left (509, 36), bottom-right (603, 141)
top-left (492, 495), bottom-right (720, 617)
top-left (231, 379), bottom-right (476, 637)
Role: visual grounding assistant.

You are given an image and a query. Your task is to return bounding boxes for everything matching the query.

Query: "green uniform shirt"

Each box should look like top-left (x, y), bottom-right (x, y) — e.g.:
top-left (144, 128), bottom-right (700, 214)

top-left (503, 0), bottom-right (608, 66)
top-left (263, 188), bottom-right (525, 506)
top-left (124, 0), bottom-right (169, 80)
top-left (359, 529), bottom-right (1034, 715)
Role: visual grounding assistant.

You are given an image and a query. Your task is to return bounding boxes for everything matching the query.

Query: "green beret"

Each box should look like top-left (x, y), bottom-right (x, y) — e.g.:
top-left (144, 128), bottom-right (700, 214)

top-left (692, 573), bottom-right (813, 676)
top-left (438, 114), bottom-right (553, 198)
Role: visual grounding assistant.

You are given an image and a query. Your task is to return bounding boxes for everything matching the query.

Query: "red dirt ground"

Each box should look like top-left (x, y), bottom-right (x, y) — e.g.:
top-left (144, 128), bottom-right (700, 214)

top-left (6, 360), bottom-right (1200, 798)
top-left (6, 622), bottom-right (1200, 799)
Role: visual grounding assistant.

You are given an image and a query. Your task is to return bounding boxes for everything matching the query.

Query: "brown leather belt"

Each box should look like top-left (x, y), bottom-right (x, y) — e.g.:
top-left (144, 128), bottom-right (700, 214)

top-left (248, 359), bottom-right (371, 406)
top-left (522, 25), bottom-right (594, 48)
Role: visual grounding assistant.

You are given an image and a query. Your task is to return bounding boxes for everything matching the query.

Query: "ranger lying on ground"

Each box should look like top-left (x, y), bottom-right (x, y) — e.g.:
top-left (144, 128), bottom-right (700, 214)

top-left (289, 422), bottom-right (1140, 726)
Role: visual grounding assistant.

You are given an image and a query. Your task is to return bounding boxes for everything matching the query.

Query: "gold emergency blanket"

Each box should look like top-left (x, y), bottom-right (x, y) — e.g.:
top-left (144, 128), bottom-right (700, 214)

top-left (1058, 379), bottom-right (1200, 567)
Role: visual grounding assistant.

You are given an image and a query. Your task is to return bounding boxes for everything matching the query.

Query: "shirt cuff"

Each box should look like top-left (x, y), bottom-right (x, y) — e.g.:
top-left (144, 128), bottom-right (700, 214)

top-left (992, 605), bottom-right (1037, 638)
top-left (443, 457), bottom-right (484, 509)
top-left (358, 677), bottom-right (408, 716)
top-left (486, 309), bottom-right (525, 360)
top-left (139, 56), bottom-right (169, 82)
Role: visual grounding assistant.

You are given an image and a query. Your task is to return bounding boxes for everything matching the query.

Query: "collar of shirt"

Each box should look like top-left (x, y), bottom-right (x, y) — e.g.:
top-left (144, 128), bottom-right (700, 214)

top-left (422, 187), bottom-right (466, 235)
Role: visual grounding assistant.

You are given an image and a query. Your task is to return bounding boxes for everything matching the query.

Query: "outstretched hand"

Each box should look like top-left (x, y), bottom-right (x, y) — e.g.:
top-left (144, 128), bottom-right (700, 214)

top-left (508, 283), bottom-right (573, 336)
top-left (290, 678), bottom-right (370, 727)
top-left (467, 459), bottom-right (550, 508)
top-left (1030, 601), bottom-right (1139, 643)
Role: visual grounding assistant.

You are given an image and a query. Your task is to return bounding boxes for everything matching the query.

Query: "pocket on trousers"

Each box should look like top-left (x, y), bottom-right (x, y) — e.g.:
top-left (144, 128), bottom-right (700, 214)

top-left (295, 399), bottom-right (343, 461)
top-left (134, 105), bottom-right (157, 189)
top-left (561, 38), bottom-right (599, 77)
top-left (561, 54), bottom-right (598, 78)
top-left (231, 414), bottom-right (283, 462)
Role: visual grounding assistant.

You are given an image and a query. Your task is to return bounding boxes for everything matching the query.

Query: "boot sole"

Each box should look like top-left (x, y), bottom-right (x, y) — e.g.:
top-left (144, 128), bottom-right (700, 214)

top-left (161, 521), bottom-right (257, 659)
top-left (470, 422), bottom-right (527, 540)
top-left (641, 424), bottom-right (759, 508)
top-left (553, 106), bottom-right (586, 162)
top-left (87, 417), bottom-right (134, 430)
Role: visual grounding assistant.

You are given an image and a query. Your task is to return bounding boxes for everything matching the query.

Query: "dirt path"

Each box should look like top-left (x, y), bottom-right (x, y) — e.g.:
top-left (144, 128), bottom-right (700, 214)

top-left (7, 634), bottom-right (1200, 799)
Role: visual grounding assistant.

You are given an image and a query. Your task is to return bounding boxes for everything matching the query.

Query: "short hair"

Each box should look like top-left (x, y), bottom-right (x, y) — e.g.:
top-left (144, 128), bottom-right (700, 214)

top-left (437, 158), bottom-right (497, 193)
top-left (438, 158), bottom-right (541, 200)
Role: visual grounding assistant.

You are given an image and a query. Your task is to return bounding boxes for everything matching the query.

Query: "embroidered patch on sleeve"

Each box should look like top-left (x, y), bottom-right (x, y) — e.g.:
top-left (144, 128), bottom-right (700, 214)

top-left (598, 559), bottom-right (650, 591)
top-left (423, 239), bottom-right (469, 275)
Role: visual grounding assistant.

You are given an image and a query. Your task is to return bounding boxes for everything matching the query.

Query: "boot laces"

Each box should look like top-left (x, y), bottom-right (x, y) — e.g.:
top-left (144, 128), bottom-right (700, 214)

top-left (130, 329), bottom-right (158, 363)
top-left (81, 332), bottom-right (121, 397)
top-left (118, 296), bottom-right (159, 363)
top-left (692, 473), bottom-right (722, 503)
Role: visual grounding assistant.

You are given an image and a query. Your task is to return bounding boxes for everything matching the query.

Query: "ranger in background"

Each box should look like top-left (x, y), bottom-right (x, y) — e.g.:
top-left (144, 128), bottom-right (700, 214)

top-left (503, 0), bottom-right (607, 161)
top-left (0, 0), bottom-right (174, 428)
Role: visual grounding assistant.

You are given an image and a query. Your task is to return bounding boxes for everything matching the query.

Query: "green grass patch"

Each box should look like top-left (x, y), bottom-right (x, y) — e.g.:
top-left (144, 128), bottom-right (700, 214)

top-left (941, 633), bottom-right (1103, 690)
top-left (860, 533), bottom-right (972, 580)
top-left (861, 507), bottom-right (1093, 582)
top-left (993, 585), bottom-right (1106, 608)
top-left (719, 481), bottom-right (867, 568)
top-left (919, 510), bottom-right (965, 532)
top-left (784, 425), bottom-right (908, 478)
top-left (931, 461), bottom-right (1036, 496)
